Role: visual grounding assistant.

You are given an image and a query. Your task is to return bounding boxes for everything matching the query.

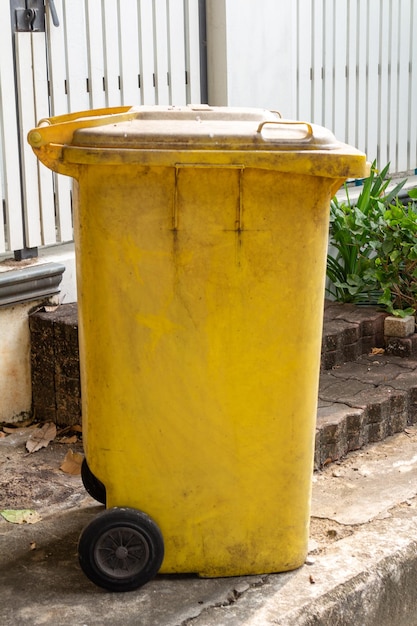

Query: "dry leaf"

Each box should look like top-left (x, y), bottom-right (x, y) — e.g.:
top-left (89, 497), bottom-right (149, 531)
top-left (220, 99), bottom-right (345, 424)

top-left (3, 426), bottom-right (19, 434)
top-left (26, 422), bottom-right (57, 453)
top-left (370, 347), bottom-right (385, 355)
top-left (3, 417), bottom-right (34, 431)
top-left (59, 435), bottom-right (78, 444)
top-left (57, 424), bottom-right (82, 437)
top-left (0, 509), bottom-right (42, 524)
top-left (3, 424), bottom-right (37, 435)
top-left (60, 449), bottom-right (83, 475)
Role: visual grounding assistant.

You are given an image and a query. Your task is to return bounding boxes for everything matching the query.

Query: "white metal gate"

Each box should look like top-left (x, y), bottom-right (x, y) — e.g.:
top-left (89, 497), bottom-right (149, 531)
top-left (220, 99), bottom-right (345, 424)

top-left (294, 0), bottom-right (417, 176)
top-left (0, 0), bottom-right (203, 257)
top-left (207, 0), bottom-right (417, 179)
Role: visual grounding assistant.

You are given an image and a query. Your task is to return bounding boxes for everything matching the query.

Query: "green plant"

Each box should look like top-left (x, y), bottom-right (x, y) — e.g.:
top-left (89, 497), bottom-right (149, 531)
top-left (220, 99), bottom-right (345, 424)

top-left (326, 161), bottom-right (407, 307)
top-left (368, 190), bottom-right (417, 316)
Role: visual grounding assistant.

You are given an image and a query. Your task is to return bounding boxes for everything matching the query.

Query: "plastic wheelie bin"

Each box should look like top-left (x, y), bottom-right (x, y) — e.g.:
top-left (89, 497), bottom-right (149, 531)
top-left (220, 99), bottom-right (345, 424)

top-left (28, 105), bottom-right (369, 591)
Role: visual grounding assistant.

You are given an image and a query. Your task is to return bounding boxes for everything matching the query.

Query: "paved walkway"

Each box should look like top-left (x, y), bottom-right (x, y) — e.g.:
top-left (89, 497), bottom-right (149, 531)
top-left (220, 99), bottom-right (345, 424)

top-left (317, 302), bottom-right (417, 469)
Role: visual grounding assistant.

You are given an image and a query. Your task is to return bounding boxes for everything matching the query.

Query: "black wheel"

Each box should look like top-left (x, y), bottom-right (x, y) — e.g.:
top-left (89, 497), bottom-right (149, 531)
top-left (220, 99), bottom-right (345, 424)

top-left (78, 507), bottom-right (164, 592)
top-left (81, 458), bottom-right (106, 505)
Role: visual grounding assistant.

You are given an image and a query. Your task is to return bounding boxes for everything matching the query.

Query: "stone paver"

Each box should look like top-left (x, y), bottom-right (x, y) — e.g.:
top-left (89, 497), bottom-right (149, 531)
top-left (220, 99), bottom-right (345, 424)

top-left (316, 351), bottom-right (417, 466)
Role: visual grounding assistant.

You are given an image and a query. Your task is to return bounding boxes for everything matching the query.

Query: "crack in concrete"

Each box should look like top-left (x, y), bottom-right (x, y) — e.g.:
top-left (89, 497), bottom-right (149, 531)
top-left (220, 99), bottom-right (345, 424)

top-left (179, 575), bottom-right (270, 625)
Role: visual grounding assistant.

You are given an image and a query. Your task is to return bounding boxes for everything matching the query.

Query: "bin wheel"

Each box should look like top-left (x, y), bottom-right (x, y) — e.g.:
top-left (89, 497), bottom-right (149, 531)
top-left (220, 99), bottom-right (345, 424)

top-left (81, 458), bottom-right (106, 505)
top-left (78, 507), bottom-right (164, 592)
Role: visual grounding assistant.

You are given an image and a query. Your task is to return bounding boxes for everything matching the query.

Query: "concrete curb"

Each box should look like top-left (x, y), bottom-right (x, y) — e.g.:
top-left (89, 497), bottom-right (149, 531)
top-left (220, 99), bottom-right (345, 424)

top-left (2, 498), bottom-right (416, 626)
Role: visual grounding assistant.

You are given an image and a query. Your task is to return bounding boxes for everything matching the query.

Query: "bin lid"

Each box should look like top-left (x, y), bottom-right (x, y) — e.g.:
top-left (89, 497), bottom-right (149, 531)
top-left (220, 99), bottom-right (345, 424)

top-left (28, 105), bottom-right (369, 178)
top-left (70, 105), bottom-right (340, 152)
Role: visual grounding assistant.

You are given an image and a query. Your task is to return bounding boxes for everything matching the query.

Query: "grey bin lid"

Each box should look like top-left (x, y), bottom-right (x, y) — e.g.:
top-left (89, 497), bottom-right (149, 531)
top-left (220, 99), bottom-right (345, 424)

top-left (70, 105), bottom-right (341, 152)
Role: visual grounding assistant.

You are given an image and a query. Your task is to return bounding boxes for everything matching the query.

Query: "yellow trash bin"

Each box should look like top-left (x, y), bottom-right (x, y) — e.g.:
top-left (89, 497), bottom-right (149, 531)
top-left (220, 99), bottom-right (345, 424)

top-left (29, 105), bottom-right (368, 591)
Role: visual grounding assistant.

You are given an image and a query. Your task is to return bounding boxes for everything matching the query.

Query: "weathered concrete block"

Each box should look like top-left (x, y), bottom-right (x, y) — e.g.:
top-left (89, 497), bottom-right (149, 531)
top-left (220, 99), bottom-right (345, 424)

top-left (342, 341), bottom-right (361, 363)
top-left (30, 303), bottom-right (80, 426)
top-left (384, 315), bottom-right (415, 337)
top-left (321, 349), bottom-right (344, 370)
top-left (316, 404), bottom-right (351, 466)
top-left (385, 335), bottom-right (417, 358)
top-left (346, 409), bottom-right (368, 451)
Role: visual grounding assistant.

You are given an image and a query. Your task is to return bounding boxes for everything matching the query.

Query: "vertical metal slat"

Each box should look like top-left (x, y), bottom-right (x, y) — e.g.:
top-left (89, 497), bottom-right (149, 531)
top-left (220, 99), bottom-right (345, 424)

top-left (15, 32), bottom-right (42, 249)
top-left (167, 0), bottom-right (187, 105)
top-left (47, 0), bottom-right (73, 242)
top-left (119, 0), bottom-right (141, 105)
top-left (138, 0), bottom-right (156, 104)
top-left (154, 1), bottom-right (170, 104)
top-left (0, 1), bottom-right (24, 252)
top-left (32, 31), bottom-right (56, 245)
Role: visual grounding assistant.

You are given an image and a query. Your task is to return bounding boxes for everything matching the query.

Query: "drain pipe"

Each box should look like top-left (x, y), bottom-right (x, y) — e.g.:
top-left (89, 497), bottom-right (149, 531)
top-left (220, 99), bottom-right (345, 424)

top-left (0, 262), bottom-right (65, 307)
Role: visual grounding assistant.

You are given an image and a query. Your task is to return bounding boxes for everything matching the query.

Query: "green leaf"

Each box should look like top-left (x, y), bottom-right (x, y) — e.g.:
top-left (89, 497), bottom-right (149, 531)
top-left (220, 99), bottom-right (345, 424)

top-left (389, 249), bottom-right (401, 263)
top-left (390, 308), bottom-right (416, 318)
top-left (0, 509), bottom-right (42, 524)
top-left (346, 274), bottom-right (364, 287)
top-left (382, 239), bottom-right (394, 255)
top-left (378, 288), bottom-right (393, 306)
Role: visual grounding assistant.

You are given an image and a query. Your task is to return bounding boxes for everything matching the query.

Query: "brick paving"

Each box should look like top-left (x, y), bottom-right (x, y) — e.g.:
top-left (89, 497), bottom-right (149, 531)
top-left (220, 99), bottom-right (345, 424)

top-left (317, 301), bottom-right (417, 468)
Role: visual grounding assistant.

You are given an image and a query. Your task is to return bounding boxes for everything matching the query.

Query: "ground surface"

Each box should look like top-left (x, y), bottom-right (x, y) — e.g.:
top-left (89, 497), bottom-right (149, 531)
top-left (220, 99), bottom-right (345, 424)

top-left (1, 423), bottom-right (417, 625)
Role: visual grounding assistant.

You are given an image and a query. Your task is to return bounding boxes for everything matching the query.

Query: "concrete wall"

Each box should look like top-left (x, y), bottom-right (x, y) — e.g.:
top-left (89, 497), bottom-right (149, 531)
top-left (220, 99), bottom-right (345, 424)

top-left (0, 245), bottom-right (76, 422)
top-left (0, 299), bottom-right (60, 423)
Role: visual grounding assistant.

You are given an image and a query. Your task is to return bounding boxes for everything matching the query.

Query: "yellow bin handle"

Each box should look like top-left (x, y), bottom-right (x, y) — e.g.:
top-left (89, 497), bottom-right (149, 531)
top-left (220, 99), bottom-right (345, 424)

top-left (256, 119), bottom-right (313, 140)
top-left (27, 105), bottom-right (135, 177)
top-left (28, 105), bottom-right (132, 149)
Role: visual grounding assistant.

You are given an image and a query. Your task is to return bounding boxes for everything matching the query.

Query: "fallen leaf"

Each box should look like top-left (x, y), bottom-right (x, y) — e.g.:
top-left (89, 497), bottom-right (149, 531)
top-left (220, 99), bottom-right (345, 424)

top-left (0, 509), bottom-right (42, 524)
top-left (3, 424), bottom-right (37, 435)
top-left (58, 424), bottom-right (77, 434)
top-left (26, 422), bottom-right (57, 453)
top-left (59, 435), bottom-right (78, 444)
top-left (3, 426), bottom-right (20, 434)
top-left (370, 347), bottom-right (385, 355)
top-left (3, 417), bottom-right (34, 431)
top-left (60, 449), bottom-right (83, 475)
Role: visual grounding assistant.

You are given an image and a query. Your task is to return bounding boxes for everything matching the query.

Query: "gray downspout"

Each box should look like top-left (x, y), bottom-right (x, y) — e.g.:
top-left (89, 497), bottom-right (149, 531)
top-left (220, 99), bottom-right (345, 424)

top-left (0, 263), bottom-right (65, 307)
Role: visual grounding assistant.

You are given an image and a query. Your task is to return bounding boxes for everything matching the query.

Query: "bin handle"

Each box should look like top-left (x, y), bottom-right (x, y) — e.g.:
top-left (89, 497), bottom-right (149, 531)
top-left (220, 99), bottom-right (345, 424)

top-left (28, 106), bottom-right (133, 149)
top-left (256, 120), bottom-right (313, 140)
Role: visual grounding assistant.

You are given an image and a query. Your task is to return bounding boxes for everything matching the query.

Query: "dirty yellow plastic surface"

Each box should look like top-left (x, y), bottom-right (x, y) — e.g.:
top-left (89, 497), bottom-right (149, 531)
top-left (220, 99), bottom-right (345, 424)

top-left (29, 106), bottom-right (369, 577)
